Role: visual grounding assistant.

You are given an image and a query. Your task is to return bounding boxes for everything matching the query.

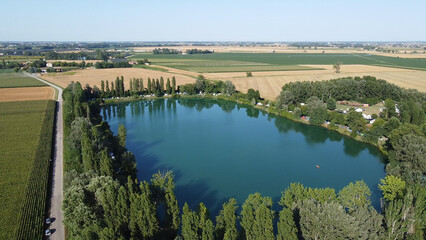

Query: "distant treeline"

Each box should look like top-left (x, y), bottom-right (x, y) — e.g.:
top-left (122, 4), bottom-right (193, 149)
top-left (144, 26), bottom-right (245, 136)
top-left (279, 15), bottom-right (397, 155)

top-left (153, 48), bottom-right (181, 55)
top-left (185, 49), bottom-right (213, 54)
top-left (0, 59), bottom-right (46, 71)
top-left (95, 61), bottom-right (132, 69)
top-left (44, 51), bottom-right (96, 60)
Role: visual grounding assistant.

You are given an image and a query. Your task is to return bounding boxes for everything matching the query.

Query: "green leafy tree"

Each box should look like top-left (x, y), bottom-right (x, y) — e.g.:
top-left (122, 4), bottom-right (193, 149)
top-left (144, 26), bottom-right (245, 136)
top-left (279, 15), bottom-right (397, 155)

top-left (379, 175), bottom-right (406, 201)
top-left (166, 78), bottom-right (172, 94)
top-left (172, 76), bottom-right (176, 94)
top-left (338, 180), bottom-right (371, 213)
top-left (223, 81), bottom-right (236, 95)
top-left (276, 90), bottom-right (294, 110)
top-left (216, 198), bottom-right (238, 240)
top-left (352, 206), bottom-right (385, 240)
top-left (81, 130), bottom-right (96, 172)
top-left (151, 171), bottom-right (180, 231)
top-left (327, 97), bottom-right (336, 110)
top-left (391, 133), bottom-right (426, 181)
top-left (240, 193), bottom-right (274, 240)
top-left (384, 99), bottom-right (397, 119)
top-left (202, 219), bottom-right (214, 240)
top-left (307, 96), bottom-right (327, 125)
top-left (333, 62), bottom-right (341, 73)
top-left (99, 149), bottom-right (113, 176)
top-left (101, 80), bottom-right (105, 96)
top-left (129, 181), bottom-right (159, 238)
top-left (147, 78), bottom-right (152, 94)
top-left (276, 207), bottom-right (297, 240)
top-left (115, 186), bottom-right (130, 237)
top-left (182, 203), bottom-right (199, 240)
top-left (346, 108), bottom-right (366, 135)
top-left (383, 117), bottom-right (401, 136)
top-left (299, 199), bottom-right (359, 240)
top-left (118, 124), bottom-right (127, 148)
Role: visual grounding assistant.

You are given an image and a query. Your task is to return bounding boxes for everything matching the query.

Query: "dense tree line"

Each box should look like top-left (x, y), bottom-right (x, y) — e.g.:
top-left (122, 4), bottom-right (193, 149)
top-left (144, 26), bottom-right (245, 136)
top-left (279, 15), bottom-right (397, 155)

top-left (178, 75), bottom-right (236, 96)
top-left (153, 48), bottom-right (181, 54)
top-left (1, 59), bottom-right (24, 69)
top-left (95, 61), bottom-right (132, 69)
top-left (44, 51), bottom-right (96, 60)
top-left (279, 76), bottom-right (425, 105)
top-left (51, 61), bottom-right (91, 68)
top-left (99, 76), bottom-right (177, 98)
top-left (185, 49), bottom-right (213, 54)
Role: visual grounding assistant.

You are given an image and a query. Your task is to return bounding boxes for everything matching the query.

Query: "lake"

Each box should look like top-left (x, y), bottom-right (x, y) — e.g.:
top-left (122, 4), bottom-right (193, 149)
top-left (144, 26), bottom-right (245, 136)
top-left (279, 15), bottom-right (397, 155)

top-left (102, 98), bottom-right (386, 214)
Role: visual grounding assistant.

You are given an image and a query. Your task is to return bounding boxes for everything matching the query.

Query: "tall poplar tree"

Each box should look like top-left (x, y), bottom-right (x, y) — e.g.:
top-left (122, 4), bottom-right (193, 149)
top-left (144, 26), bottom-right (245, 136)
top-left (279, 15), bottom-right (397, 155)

top-left (216, 198), bottom-right (238, 240)
top-left (166, 78), bottom-right (172, 94)
top-left (99, 149), bottom-right (113, 176)
top-left (182, 203), bottom-right (199, 240)
top-left (147, 78), bottom-right (152, 94)
top-left (172, 76), bottom-right (176, 94)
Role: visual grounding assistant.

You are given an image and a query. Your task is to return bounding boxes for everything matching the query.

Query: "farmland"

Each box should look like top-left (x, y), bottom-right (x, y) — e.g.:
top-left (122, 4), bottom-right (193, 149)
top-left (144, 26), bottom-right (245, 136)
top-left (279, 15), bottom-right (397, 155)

top-left (130, 52), bottom-right (426, 71)
top-left (0, 70), bottom-right (47, 88)
top-left (41, 52), bottom-right (426, 101)
top-left (0, 86), bottom-right (54, 102)
top-left (0, 100), bottom-right (55, 240)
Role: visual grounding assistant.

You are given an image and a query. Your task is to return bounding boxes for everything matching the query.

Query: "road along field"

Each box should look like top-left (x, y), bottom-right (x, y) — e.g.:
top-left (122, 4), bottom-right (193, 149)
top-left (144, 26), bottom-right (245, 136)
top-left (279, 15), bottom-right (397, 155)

top-left (0, 86), bottom-right (55, 102)
top-left (0, 100), bottom-right (55, 240)
top-left (41, 67), bottom-right (196, 89)
top-left (0, 70), bottom-right (47, 88)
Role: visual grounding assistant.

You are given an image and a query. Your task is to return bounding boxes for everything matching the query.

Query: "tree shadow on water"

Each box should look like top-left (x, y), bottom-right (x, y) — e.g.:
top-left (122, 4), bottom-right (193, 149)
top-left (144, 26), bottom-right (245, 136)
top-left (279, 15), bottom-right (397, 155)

top-left (131, 140), bottom-right (182, 181)
top-left (175, 180), bottom-right (223, 216)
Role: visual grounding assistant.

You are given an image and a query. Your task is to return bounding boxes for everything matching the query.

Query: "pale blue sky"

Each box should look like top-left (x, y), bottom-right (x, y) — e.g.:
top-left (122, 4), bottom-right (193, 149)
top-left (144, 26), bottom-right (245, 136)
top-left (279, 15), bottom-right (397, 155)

top-left (1, 0), bottom-right (425, 41)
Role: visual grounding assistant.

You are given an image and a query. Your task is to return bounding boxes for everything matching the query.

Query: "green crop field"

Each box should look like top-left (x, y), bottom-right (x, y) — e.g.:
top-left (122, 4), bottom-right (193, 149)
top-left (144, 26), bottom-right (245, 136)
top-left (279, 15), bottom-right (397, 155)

top-left (130, 53), bottom-right (426, 72)
top-left (0, 70), bottom-right (46, 88)
top-left (0, 100), bottom-right (55, 240)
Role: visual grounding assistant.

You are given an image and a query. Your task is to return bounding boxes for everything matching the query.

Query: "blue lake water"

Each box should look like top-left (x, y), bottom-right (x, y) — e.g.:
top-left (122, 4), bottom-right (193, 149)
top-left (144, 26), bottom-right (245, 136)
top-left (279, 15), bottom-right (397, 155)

top-left (102, 98), bottom-right (386, 214)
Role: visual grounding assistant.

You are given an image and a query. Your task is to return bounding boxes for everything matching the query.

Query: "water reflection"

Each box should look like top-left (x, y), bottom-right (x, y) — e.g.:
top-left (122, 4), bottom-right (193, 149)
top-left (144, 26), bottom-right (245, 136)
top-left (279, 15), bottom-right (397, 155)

top-left (103, 98), bottom-right (385, 160)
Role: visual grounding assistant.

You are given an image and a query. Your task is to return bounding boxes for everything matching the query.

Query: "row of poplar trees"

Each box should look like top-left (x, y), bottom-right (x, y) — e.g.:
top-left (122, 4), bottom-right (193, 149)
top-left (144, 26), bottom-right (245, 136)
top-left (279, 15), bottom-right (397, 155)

top-left (100, 76), bottom-right (177, 98)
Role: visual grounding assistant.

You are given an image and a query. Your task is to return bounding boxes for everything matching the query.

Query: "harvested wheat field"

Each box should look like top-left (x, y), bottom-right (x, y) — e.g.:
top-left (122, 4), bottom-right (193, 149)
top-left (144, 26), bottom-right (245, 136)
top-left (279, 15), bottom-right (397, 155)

top-left (219, 65), bottom-right (426, 100)
top-left (0, 87), bottom-right (54, 102)
top-left (41, 68), bottom-right (196, 89)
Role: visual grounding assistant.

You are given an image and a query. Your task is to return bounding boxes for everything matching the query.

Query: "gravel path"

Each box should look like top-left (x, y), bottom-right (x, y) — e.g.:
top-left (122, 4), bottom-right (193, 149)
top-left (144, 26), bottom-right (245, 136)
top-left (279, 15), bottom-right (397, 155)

top-left (25, 73), bottom-right (65, 240)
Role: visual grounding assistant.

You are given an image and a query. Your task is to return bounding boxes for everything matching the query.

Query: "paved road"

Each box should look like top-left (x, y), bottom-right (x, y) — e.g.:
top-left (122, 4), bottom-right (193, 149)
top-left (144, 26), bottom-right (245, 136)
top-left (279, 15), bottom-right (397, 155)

top-left (25, 73), bottom-right (65, 240)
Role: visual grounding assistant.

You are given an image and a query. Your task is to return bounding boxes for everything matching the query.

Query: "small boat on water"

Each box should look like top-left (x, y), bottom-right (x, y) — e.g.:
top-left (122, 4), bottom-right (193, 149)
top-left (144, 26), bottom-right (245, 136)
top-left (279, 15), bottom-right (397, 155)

top-left (316, 165), bottom-right (320, 169)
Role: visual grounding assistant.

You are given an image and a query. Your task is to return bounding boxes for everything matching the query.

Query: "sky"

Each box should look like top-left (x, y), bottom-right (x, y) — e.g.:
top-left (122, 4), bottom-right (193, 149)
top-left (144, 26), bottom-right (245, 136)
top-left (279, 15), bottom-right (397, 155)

top-left (1, 0), bottom-right (425, 42)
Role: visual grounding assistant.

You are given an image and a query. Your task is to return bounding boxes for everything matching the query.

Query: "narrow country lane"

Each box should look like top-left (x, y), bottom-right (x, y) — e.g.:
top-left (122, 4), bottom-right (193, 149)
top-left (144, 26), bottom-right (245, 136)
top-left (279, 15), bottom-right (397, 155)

top-left (25, 73), bottom-right (65, 240)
